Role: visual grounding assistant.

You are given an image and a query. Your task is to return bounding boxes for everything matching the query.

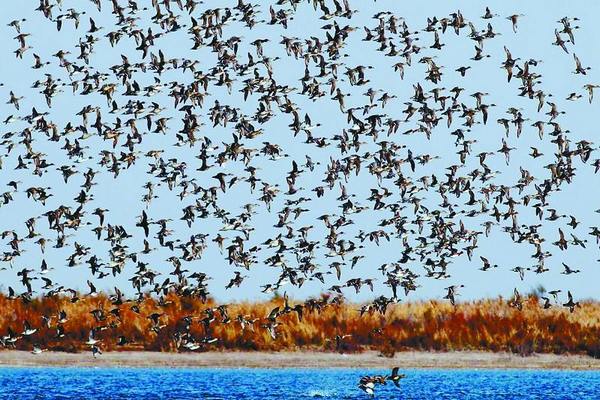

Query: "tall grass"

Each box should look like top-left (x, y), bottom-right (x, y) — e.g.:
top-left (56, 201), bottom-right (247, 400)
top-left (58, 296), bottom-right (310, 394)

top-left (2, 293), bottom-right (600, 357)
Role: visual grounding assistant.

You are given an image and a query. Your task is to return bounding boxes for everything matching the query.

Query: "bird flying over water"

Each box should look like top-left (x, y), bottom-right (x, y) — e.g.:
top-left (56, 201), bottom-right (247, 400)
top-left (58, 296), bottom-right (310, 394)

top-left (0, 0), bottom-right (594, 366)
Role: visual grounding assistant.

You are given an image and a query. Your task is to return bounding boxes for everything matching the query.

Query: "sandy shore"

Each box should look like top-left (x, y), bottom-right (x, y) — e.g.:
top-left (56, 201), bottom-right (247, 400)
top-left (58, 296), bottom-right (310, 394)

top-left (0, 350), bottom-right (599, 369)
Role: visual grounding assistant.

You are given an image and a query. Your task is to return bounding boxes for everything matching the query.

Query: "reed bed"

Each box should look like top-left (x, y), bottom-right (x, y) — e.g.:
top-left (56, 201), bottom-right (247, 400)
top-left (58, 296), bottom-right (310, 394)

top-left (2, 293), bottom-right (600, 357)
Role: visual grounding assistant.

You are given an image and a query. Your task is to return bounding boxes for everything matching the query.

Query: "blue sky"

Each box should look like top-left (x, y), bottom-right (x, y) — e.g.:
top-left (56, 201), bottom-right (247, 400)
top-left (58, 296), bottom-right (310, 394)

top-left (0, 0), bottom-right (599, 303)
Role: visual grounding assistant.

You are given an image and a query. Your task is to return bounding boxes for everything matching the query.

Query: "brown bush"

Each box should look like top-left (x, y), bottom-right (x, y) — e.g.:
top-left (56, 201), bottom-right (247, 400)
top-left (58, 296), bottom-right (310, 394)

top-left (1, 293), bottom-right (599, 355)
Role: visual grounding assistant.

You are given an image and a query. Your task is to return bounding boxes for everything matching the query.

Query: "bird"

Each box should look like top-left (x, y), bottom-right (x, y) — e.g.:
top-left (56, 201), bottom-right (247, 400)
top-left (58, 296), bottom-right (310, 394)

top-left (508, 288), bottom-right (523, 311)
top-left (0, 0), bottom-right (591, 365)
top-left (444, 285), bottom-right (464, 306)
top-left (358, 367), bottom-right (404, 396)
top-left (540, 297), bottom-right (552, 309)
top-left (85, 329), bottom-right (100, 346)
top-left (91, 344), bottom-right (102, 358)
top-left (22, 320), bottom-right (37, 336)
top-left (583, 84), bottom-right (600, 103)
top-left (31, 345), bottom-right (47, 354)
top-left (388, 367), bottom-right (406, 387)
top-left (507, 14), bottom-right (524, 33)
top-left (573, 54), bottom-right (591, 75)
top-left (563, 291), bottom-right (580, 313)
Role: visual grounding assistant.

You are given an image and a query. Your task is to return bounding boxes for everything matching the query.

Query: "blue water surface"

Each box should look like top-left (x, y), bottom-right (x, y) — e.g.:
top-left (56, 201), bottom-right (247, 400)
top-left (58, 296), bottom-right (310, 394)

top-left (0, 367), bottom-right (598, 399)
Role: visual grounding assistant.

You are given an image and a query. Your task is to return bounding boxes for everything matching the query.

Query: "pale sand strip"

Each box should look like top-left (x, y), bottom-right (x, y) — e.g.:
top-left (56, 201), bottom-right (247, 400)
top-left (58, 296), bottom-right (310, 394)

top-left (0, 351), bottom-right (599, 369)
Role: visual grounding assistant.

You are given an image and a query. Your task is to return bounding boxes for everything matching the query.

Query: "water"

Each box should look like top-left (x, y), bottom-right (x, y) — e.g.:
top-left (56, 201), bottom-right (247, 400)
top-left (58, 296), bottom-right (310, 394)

top-left (0, 368), bottom-right (598, 399)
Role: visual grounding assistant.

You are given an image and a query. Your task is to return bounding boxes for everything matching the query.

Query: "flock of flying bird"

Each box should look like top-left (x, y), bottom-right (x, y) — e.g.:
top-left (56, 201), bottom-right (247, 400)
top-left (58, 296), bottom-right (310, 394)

top-left (0, 0), bottom-right (599, 389)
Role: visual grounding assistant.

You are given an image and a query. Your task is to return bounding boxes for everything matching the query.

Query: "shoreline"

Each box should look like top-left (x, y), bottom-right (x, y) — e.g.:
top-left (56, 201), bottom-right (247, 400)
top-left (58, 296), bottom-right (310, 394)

top-left (0, 350), bottom-right (600, 369)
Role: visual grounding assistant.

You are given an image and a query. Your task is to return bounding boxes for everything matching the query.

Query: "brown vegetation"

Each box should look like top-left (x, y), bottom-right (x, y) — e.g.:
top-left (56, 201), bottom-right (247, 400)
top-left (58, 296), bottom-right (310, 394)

top-left (2, 293), bottom-right (600, 357)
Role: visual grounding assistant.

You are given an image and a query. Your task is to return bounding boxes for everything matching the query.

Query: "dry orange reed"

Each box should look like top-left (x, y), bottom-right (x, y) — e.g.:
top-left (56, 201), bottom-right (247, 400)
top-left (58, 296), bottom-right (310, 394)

top-left (1, 293), bottom-right (600, 357)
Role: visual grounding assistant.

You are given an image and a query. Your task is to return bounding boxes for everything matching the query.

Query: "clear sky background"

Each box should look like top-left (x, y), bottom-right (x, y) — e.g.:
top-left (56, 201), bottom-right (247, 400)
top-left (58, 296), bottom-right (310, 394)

top-left (0, 0), bottom-right (599, 303)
